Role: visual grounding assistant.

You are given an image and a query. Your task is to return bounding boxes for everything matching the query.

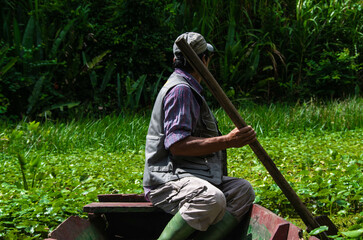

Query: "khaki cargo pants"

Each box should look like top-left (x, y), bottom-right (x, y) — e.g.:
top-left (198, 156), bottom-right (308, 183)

top-left (148, 176), bottom-right (255, 231)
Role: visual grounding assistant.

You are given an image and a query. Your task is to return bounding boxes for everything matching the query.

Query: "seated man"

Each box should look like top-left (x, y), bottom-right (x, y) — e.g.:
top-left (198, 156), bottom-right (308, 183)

top-left (143, 32), bottom-right (256, 240)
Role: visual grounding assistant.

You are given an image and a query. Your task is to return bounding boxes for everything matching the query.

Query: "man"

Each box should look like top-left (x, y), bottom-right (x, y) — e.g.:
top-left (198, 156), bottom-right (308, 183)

top-left (143, 32), bottom-right (256, 240)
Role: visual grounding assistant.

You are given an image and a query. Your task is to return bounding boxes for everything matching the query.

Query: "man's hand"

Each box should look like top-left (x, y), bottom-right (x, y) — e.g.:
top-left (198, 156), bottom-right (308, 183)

top-left (169, 125), bottom-right (256, 156)
top-left (226, 126), bottom-right (257, 148)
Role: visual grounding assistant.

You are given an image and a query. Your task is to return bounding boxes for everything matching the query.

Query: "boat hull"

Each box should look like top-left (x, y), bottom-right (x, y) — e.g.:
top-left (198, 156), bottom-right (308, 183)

top-left (46, 194), bottom-right (319, 240)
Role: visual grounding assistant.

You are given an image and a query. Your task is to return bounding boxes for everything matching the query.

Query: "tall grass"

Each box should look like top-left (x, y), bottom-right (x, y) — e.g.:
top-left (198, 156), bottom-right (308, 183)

top-left (215, 97), bottom-right (363, 136)
top-left (1, 112), bottom-right (150, 155)
top-left (1, 98), bottom-right (361, 155)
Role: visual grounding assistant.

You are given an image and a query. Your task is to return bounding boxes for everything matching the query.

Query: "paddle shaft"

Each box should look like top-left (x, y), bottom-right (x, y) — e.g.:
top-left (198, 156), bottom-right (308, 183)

top-left (175, 38), bottom-right (327, 236)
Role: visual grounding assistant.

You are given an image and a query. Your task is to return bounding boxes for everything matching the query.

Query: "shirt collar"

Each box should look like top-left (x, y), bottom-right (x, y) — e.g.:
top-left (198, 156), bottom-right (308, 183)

top-left (174, 68), bottom-right (203, 94)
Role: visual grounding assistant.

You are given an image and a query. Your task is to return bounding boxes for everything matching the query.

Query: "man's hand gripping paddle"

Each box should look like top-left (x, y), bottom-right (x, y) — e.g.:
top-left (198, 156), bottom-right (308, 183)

top-left (176, 38), bottom-right (338, 240)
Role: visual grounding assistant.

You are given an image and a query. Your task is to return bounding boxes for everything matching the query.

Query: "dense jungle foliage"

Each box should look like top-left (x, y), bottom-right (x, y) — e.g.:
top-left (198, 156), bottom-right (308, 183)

top-left (0, 0), bottom-right (362, 118)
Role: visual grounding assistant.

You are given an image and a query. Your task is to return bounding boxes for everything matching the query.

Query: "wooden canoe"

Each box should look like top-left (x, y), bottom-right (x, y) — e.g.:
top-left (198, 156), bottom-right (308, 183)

top-left (46, 194), bottom-right (319, 240)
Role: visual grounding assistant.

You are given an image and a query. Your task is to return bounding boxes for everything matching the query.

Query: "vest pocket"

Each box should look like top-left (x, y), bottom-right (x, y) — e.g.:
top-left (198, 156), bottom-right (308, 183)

top-left (175, 168), bottom-right (212, 177)
top-left (177, 162), bottom-right (210, 171)
top-left (173, 157), bottom-right (210, 170)
top-left (149, 161), bottom-right (173, 172)
top-left (174, 158), bottom-right (211, 177)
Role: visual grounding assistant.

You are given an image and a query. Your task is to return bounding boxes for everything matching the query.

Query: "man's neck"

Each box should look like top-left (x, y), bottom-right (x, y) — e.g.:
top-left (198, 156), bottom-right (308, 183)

top-left (190, 71), bottom-right (202, 83)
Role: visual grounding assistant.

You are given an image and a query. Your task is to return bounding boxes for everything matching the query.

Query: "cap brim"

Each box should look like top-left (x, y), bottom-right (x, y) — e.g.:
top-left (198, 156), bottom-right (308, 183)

top-left (207, 43), bottom-right (214, 52)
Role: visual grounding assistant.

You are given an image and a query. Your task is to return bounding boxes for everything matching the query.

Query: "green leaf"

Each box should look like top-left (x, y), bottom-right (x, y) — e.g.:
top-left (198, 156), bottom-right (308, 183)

top-left (44, 102), bottom-right (81, 112)
top-left (310, 225), bottom-right (329, 235)
top-left (100, 64), bottom-right (115, 92)
top-left (22, 16), bottom-right (35, 50)
top-left (49, 20), bottom-right (75, 59)
top-left (341, 229), bottom-right (363, 238)
top-left (13, 18), bottom-right (21, 56)
top-left (17, 154), bottom-right (28, 190)
top-left (90, 71), bottom-right (97, 89)
top-left (27, 76), bottom-right (45, 115)
top-left (117, 73), bottom-right (122, 108)
top-left (85, 50), bottom-right (111, 70)
top-left (29, 156), bottom-right (41, 170)
top-left (133, 74), bottom-right (146, 108)
top-left (151, 70), bottom-right (164, 102)
top-left (82, 187), bottom-right (97, 195)
top-left (0, 57), bottom-right (18, 76)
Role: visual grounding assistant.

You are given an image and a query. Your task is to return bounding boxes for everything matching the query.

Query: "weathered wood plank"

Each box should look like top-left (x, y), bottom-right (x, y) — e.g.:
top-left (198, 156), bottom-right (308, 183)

top-left (46, 216), bottom-right (104, 240)
top-left (83, 202), bottom-right (162, 213)
top-left (97, 193), bottom-right (146, 202)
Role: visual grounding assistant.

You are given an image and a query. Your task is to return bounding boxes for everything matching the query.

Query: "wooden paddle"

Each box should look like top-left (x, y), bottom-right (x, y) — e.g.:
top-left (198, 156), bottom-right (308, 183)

top-left (176, 38), bottom-right (338, 240)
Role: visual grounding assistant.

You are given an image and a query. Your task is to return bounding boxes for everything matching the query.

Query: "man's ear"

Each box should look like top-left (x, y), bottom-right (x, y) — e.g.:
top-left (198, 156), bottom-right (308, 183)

top-left (202, 55), bottom-right (207, 64)
top-left (202, 54), bottom-right (210, 67)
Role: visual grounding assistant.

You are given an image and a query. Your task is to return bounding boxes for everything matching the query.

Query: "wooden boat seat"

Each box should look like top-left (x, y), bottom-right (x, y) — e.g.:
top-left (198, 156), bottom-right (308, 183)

top-left (83, 194), bottom-right (172, 239)
top-left (83, 193), bottom-right (161, 213)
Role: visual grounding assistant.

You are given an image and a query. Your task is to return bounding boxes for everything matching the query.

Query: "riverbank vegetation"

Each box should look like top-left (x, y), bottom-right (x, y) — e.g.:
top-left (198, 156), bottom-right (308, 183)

top-left (0, 98), bottom-right (362, 239)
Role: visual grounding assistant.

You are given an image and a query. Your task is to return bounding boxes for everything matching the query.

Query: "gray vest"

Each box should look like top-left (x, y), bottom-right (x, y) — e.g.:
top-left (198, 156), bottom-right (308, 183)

top-left (143, 72), bottom-right (227, 187)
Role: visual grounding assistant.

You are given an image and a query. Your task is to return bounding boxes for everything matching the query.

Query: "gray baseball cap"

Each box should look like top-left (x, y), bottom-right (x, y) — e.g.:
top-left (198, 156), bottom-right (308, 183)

top-left (173, 32), bottom-right (214, 57)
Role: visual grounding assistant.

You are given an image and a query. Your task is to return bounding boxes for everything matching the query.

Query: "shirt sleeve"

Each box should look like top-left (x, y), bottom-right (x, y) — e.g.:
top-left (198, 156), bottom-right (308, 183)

top-left (163, 84), bottom-right (200, 150)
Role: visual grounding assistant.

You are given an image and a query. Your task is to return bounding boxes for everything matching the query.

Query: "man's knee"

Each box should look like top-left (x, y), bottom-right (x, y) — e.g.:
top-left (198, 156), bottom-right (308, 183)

top-left (180, 184), bottom-right (227, 231)
top-left (223, 178), bottom-right (255, 220)
top-left (240, 178), bottom-right (255, 200)
top-left (204, 186), bottom-right (227, 209)
top-left (229, 178), bottom-right (255, 201)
